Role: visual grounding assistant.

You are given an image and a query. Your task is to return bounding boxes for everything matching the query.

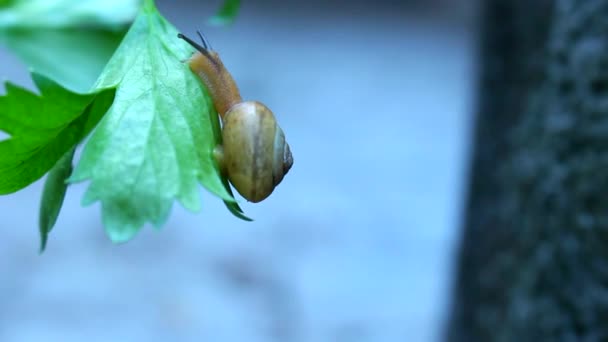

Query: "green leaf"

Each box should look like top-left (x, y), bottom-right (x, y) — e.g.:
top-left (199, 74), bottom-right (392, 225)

top-left (0, 0), bottom-right (17, 9)
top-left (39, 147), bottom-right (76, 253)
top-left (0, 0), bottom-right (140, 29)
top-left (0, 0), bottom-right (140, 92)
top-left (222, 180), bottom-right (252, 221)
top-left (0, 73), bottom-right (115, 194)
top-left (0, 28), bottom-right (126, 93)
top-left (69, 1), bottom-right (242, 243)
top-left (208, 0), bottom-right (241, 26)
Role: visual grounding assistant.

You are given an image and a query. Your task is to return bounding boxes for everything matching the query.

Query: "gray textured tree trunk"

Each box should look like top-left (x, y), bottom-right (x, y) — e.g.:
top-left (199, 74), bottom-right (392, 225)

top-left (447, 1), bottom-right (608, 341)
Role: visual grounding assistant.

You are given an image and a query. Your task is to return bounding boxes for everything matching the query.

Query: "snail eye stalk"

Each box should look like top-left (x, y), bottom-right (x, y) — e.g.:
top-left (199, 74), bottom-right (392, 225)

top-left (197, 30), bottom-right (212, 51)
top-left (177, 32), bottom-right (216, 62)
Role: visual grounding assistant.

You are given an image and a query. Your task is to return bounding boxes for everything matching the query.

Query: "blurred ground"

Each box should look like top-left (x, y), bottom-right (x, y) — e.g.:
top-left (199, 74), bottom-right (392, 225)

top-left (0, 1), bottom-right (477, 341)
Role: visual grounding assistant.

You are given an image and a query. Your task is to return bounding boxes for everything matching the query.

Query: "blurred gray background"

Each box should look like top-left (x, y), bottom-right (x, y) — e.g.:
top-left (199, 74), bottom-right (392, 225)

top-left (0, 0), bottom-right (478, 341)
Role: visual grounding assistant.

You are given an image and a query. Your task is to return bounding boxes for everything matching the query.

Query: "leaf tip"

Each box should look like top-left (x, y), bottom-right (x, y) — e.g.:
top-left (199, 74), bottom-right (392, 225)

top-left (106, 225), bottom-right (139, 244)
top-left (224, 200), bottom-right (252, 221)
top-left (38, 236), bottom-right (48, 254)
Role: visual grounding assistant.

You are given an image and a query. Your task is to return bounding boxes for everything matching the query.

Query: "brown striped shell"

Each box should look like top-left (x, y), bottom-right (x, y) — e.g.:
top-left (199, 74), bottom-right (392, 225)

top-left (219, 101), bottom-right (293, 202)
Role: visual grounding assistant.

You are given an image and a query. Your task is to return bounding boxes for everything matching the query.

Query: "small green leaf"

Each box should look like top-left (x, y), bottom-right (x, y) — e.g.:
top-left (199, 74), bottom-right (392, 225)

top-left (0, 0), bottom-right (139, 92)
top-left (0, 0), bottom-right (140, 29)
top-left (37, 86), bottom-right (116, 251)
top-left (0, 73), bottom-right (115, 194)
top-left (222, 179), bottom-right (252, 221)
top-left (70, 2), bottom-right (241, 243)
top-left (0, 0), bottom-right (16, 9)
top-left (39, 147), bottom-right (76, 253)
top-left (0, 28), bottom-right (126, 93)
top-left (208, 0), bottom-right (241, 26)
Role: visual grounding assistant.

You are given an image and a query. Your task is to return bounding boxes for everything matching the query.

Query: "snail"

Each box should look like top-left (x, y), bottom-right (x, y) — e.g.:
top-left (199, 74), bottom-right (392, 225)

top-left (177, 31), bottom-right (293, 203)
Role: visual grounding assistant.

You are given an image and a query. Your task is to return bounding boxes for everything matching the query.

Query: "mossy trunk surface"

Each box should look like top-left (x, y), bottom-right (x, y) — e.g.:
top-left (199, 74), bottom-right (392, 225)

top-left (447, 1), bottom-right (608, 341)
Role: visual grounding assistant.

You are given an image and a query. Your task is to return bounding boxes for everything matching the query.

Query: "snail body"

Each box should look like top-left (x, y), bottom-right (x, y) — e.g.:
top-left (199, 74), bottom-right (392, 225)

top-left (178, 32), bottom-right (293, 203)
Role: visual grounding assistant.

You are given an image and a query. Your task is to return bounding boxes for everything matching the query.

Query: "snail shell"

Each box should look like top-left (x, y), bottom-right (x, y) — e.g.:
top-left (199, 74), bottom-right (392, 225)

top-left (221, 101), bottom-right (293, 203)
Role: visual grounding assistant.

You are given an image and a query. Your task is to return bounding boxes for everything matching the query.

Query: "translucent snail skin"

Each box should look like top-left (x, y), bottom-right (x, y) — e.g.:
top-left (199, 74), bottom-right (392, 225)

top-left (178, 32), bottom-right (293, 203)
